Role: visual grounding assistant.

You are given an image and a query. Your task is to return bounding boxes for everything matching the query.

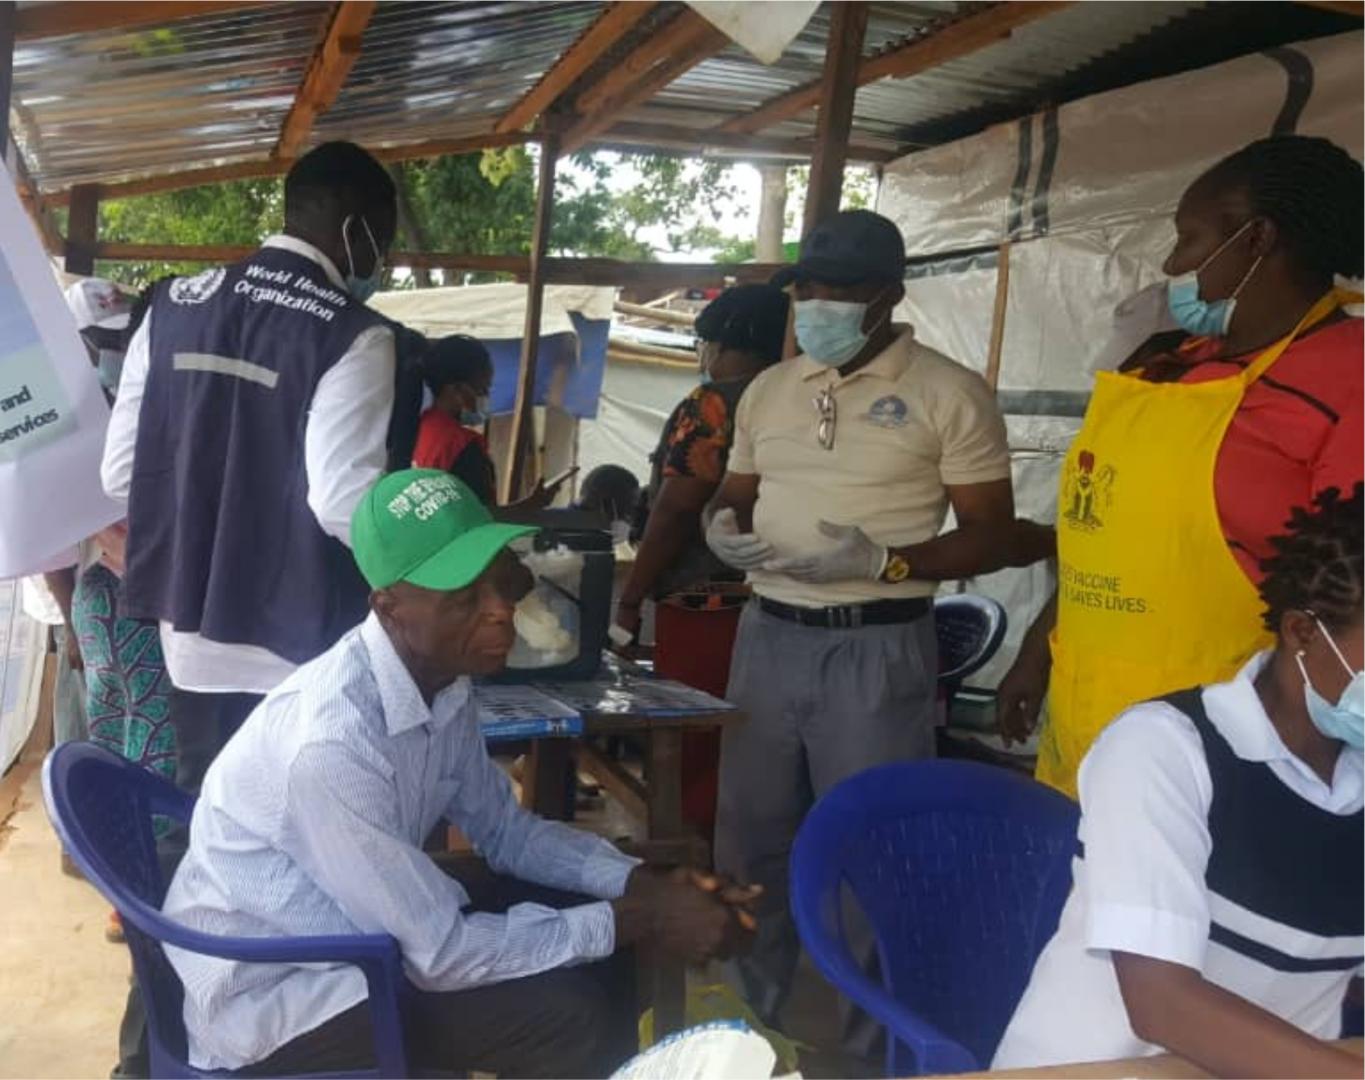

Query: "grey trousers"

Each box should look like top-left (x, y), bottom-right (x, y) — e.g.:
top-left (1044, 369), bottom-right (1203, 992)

top-left (715, 601), bottom-right (937, 1037)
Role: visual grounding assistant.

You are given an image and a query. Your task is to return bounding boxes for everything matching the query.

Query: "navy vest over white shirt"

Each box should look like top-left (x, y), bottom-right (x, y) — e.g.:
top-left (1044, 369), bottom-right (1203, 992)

top-left (122, 247), bottom-right (380, 664)
top-left (1167, 688), bottom-right (1364, 982)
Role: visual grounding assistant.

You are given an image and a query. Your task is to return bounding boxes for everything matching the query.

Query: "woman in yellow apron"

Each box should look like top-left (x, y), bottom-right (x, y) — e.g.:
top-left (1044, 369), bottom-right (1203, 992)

top-left (998, 135), bottom-right (1364, 798)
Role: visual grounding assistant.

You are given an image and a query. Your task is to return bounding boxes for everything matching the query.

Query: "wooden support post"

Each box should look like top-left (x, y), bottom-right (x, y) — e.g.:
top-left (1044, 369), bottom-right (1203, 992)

top-left (502, 135), bottom-right (558, 505)
top-left (801, 2), bottom-right (868, 235)
top-left (65, 184), bottom-right (99, 276)
top-left (0, 2), bottom-right (13, 151)
top-left (985, 241), bottom-right (1011, 390)
top-left (645, 727), bottom-right (687, 1034)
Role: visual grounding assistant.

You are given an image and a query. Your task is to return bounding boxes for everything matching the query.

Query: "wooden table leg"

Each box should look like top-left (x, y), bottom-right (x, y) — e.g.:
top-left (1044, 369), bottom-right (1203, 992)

top-left (645, 728), bottom-right (687, 1036)
top-left (522, 738), bottom-right (572, 819)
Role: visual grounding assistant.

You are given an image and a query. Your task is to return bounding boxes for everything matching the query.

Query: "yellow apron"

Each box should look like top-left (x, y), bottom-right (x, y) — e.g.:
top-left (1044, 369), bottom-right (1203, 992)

top-left (1036, 288), bottom-right (1356, 798)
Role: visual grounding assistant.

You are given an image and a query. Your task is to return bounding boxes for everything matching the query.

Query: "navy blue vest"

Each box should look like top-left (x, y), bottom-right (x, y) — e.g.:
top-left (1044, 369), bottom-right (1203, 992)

top-left (122, 246), bottom-right (382, 663)
top-left (1166, 688), bottom-right (1363, 974)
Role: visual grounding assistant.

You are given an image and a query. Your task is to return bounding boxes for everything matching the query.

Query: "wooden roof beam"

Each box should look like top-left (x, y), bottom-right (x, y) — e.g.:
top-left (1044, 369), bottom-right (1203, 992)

top-left (273, 1), bottom-right (376, 160)
top-left (561, 9), bottom-right (731, 155)
top-left (1294, 0), bottom-right (1363, 15)
top-left (595, 121), bottom-right (897, 163)
top-left (43, 130), bottom-right (534, 206)
top-left (14, 1), bottom-right (260, 41)
top-left (495, 2), bottom-right (659, 134)
top-left (717, 1), bottom-right (1072, 135)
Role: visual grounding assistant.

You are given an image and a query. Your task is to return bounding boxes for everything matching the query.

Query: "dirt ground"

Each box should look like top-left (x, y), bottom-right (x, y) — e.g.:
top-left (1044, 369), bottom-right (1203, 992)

top-left (0, 761), bottom-right (128, 1079)
top-left (0, 744), bottom-right (851, 1079)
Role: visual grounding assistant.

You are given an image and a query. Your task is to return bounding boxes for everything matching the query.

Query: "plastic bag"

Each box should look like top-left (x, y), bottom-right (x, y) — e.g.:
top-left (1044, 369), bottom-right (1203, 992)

top-left (638, 983), bottom-right (804, 1075)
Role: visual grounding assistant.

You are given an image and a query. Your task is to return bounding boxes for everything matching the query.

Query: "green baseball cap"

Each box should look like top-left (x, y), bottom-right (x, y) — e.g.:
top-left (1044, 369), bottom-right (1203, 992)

top-left (351, 470), bottom-right (537, 591)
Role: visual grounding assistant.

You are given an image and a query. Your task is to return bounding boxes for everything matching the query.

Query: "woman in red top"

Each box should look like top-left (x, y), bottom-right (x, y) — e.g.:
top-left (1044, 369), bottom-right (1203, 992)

top-left (999, 135), bottom-right (1364, 778)
top-left (412, 334), bottom-right (562, 512)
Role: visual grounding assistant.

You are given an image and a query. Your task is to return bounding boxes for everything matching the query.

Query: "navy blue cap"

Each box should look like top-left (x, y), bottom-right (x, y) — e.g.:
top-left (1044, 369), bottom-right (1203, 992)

top-left (772, 209), bottom-right (907, 288)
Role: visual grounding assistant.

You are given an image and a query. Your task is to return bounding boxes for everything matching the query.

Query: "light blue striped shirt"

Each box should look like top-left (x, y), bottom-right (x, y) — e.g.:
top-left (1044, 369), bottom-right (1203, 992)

top-left (162, 614), bottom-right (639, 1071)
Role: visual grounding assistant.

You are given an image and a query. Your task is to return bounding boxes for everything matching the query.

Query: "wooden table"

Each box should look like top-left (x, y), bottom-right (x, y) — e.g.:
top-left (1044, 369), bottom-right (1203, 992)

top-left (938, 1038), bottom-right (1363, 1078)
top-left (508, 662), bottom-right (741, 1037)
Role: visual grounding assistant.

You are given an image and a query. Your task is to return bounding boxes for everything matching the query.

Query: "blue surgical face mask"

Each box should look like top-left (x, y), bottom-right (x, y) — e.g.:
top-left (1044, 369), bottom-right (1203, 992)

top-left (697, 340), bottom-right (720, 384)
top-left (96, 349), bottom-right (125, 394)
top-left (342, 214), bottom-right (384, 302)
top-left (1296, 618), bottom-right (1364, 751)
top-left (794, 295), bottom-right (888, 368)
top-left (460, 394), bottom-right (490, 428)
top-left (1165, 220), bottom-right (1262, 338)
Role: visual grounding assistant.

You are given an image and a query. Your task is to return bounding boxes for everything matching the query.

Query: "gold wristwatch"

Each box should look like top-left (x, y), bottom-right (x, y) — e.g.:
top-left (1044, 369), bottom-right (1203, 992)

top-left (881, 551), bottom-right (912, 584)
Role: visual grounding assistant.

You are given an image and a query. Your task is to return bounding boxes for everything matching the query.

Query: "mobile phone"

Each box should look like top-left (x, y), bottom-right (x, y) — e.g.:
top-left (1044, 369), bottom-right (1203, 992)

top-left (544, 466), bottom-right (580, 489)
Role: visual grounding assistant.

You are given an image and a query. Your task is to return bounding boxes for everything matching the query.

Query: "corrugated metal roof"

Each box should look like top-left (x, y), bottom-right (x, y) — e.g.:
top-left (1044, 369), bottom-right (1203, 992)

top-left (312, 1), bottom-right (601, 149)
top-left (640, 1), bottom-right (1202, 143)
top-left (12, 2), bottom-right (322, 189)
top-left (7, 0), bottom-right (1358, 194)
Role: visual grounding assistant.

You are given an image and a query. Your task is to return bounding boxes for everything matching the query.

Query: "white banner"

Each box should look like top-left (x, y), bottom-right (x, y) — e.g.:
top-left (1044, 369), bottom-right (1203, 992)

top-left (0, 166), bottom-right (122, 578)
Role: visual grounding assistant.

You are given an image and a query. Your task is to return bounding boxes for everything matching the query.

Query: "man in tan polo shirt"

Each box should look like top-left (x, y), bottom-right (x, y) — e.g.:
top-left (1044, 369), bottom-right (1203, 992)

top-left (706, 209), bottom-right (1051, 1039)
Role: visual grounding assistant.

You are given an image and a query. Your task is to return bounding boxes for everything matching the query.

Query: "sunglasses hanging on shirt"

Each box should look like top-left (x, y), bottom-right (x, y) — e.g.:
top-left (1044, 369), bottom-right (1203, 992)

top-left (813, 385), bottom-right (837, 451)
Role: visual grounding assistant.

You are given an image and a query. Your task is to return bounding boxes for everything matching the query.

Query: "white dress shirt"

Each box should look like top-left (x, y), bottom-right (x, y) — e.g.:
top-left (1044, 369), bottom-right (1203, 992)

top-left (163, 614), bottom-right (639, 1071)
top-left (100, 236), bottom-right (395, 693)
top-left (993, 653), bottom-right (1364, 1068)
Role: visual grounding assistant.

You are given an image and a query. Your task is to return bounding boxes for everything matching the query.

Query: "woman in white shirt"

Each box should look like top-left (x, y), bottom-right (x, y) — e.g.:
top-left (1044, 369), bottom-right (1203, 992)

top-left (995, 482), bottom-right (1363, 1077)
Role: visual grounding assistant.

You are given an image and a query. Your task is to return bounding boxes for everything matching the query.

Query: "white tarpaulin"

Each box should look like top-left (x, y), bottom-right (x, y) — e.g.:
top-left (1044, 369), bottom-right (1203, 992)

top-left (878, 30), bottom-right (1363, 690)
top-left (0, 165), bottom-right (123, 579)
top-left (371, 283), bottom-right (615, 341)
top-left (687, 0), bottom-right (820, 65)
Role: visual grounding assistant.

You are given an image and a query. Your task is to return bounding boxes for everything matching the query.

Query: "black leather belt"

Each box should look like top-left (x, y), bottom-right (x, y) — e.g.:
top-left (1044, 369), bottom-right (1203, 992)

top-left (756, 595), bottom-right (931, 629)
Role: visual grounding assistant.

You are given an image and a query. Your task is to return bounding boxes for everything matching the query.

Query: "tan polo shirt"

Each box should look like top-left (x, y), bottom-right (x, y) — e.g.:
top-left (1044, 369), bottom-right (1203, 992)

top-left (729, 327), bottom-right (1011, 607)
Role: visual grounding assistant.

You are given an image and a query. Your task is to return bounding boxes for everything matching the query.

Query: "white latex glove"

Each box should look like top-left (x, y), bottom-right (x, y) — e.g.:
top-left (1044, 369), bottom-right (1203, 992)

top-left (764, 520), bottom-right (887, 584)
top-left (705, 507), bottom-right (776, 571)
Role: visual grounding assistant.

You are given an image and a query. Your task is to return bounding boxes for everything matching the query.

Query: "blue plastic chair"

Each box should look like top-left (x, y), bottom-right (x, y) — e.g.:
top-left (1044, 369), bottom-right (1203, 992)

top-left (934, 593), bottom-right (1008, 702)
top-left (791, 760), bottom-right (1079, 1076)
top-left (42, 742), bottom-right (408, 1078)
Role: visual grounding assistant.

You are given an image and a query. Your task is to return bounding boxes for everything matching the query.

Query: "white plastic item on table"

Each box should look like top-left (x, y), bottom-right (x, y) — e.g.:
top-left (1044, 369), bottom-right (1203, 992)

top-left (611, 1020), bottom-right (779, 1080)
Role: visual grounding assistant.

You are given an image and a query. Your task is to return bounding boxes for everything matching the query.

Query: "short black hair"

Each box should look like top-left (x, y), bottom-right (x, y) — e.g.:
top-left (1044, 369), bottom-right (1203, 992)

top-left (423, 335), bottom-right (492, 396)
top-left (1198, 136), bottom-right (1364, 281)
top-left (284, 141), bottom-right (396, 226)
top-left (1259, 482), bottom-right (1363, 633)
top-left (577, 465), bottom-right (640, 520)
top-left (695, 284), bottom-right (790, 364)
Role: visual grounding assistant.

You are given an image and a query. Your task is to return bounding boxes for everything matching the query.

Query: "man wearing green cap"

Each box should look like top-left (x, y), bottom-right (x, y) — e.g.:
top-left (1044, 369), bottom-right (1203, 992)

top-left (160, 470), bottom-right (755, 1076)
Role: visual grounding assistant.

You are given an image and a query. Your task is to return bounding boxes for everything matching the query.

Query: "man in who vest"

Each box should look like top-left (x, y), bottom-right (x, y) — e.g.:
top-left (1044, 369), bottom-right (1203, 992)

top-left (102, 140), bottom-right (398, 787)
top-left (100, 142), bottom-right (398, 1074)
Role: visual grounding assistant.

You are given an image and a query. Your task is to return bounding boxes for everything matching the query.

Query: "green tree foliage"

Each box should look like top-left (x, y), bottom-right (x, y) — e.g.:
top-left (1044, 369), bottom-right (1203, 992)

top-left (96, 178), bottom-right (281, 289)
top-left (91, 150), bottom-right (878, 288)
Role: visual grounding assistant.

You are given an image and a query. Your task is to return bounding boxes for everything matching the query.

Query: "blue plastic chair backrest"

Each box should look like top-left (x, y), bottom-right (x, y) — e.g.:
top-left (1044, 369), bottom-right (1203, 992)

top-left (43, 743), bottom-right (198, 1068)
top-left (934, 594), bottom-right (1007, 684)
top-left (792, 760), bottom-right (1078, 1075)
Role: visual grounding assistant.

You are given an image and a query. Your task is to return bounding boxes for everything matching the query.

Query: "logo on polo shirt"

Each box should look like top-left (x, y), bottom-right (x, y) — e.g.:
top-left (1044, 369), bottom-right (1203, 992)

top-left (169, 268), bottom-right (226, 305)
top-left (1061, 449), bottom-right (1117, 532)
top-left (864, 395), bottom-right (909, 429)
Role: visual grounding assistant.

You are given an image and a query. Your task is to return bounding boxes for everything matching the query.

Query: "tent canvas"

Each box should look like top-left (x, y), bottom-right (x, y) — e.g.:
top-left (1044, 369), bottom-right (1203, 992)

top-left (878, 29), bottom-right (1363, 692)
